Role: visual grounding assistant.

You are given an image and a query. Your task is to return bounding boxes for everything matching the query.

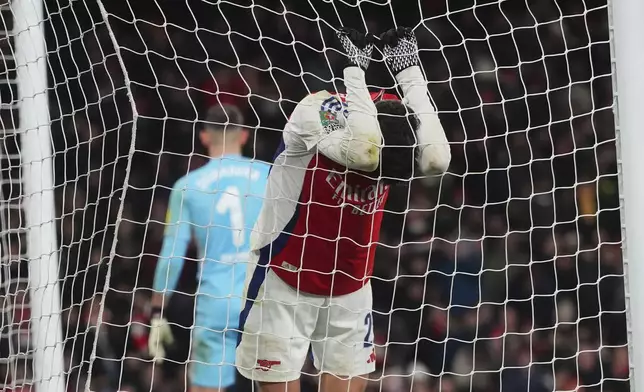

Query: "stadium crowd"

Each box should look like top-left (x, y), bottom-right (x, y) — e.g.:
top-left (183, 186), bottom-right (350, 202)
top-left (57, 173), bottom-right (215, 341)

top-left (0, 0), bottom-right (628, 392)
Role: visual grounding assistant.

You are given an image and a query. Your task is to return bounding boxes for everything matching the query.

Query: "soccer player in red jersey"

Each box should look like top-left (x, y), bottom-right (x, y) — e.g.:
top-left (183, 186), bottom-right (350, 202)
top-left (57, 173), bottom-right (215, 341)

top-left (235, 27), bottom-right (451, 392)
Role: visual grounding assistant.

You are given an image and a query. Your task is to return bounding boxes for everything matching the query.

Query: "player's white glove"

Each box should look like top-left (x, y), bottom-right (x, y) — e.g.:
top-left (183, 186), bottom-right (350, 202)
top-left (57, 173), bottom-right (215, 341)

top-left (380, 27), bottom-right (420, 75)
top-left (335, 27), bottom-right (375, 71)
top-left (148, 307), bottom-right (174, 363)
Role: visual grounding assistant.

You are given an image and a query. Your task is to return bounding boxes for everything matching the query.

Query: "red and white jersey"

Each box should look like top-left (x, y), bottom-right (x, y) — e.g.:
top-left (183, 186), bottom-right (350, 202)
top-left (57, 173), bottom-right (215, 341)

top-left (250, 68), bottom-right (399, 296)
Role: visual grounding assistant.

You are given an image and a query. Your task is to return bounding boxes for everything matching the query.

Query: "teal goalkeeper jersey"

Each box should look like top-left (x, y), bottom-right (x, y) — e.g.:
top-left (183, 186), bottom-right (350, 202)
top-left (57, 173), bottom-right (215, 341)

top-left (154, 154), bottom-right (269, 328)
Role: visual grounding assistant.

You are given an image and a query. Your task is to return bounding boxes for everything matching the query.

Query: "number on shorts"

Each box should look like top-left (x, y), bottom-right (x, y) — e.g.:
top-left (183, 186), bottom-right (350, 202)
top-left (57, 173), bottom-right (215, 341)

top-left (216, 186), bottom-right (245, 247)
top-left (363, 313), bottom-right (373, 348)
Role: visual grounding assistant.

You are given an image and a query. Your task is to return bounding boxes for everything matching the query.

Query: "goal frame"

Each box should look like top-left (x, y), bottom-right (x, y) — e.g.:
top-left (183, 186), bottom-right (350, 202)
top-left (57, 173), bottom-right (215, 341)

top-left (7, 0), bottom-right (641, 391)
top-left (610, 0), bottom-right (644, 389)
top-left (13, 0), bottom-right (64, 391)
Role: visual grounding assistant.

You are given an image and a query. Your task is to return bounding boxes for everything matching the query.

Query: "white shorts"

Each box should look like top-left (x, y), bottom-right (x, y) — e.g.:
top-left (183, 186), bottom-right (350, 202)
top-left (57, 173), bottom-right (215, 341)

top-left (235, 268), bottom-right (376, 383)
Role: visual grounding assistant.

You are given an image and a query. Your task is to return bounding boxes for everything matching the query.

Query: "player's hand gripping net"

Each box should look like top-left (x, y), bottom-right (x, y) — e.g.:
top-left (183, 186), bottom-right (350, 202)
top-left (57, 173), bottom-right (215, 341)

top-left (380, 27), bottom-right (421, 75)
top-left (335, 27), bottom-right (376, 71)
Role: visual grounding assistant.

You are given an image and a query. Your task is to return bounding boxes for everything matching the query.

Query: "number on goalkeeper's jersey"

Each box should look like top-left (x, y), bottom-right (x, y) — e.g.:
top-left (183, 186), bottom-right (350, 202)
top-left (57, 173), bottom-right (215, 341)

top-left (216, 185), bottom-right (245, 248)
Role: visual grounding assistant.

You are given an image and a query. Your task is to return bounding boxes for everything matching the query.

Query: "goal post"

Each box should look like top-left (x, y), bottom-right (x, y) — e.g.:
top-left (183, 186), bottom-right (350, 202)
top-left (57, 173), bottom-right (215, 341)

top-left (13, 0), bottom-right (65, 391)
top-left (610, 0), bottom-right (644, 389)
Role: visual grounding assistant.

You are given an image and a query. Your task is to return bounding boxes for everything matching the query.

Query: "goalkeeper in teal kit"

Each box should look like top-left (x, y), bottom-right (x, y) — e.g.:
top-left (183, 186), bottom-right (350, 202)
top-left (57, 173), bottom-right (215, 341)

top-left (149, 104), bottom-right (269, 392)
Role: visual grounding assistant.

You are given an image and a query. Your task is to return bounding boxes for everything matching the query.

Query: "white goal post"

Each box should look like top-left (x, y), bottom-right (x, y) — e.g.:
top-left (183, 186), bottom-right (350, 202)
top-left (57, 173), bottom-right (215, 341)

top-left (1, 0), bottom-right (640, 391)
top-left (6, 0), bottom-right (64, 391)
top-left (610, 0), bottom-right (644, 389)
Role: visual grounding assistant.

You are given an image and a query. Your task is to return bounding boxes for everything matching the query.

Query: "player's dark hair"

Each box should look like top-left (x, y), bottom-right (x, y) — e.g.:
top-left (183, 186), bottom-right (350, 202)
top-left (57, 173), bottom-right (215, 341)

top-left (375, 99), bottom-right (419, 184)
top-left (201, 103), bottom-right (245, 133)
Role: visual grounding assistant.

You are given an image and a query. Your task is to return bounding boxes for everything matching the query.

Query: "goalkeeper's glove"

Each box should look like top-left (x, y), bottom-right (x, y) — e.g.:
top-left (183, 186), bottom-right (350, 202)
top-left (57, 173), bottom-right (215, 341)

top-left (148, 307), bottom-right (174, 363)
top-left (380, 27), bottom-right (420, 75)
top-left (335, 27), bottom-right (375, 71)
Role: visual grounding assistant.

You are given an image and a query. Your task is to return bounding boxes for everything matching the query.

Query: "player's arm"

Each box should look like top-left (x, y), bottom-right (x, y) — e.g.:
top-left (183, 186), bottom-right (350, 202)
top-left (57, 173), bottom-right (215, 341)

top-left (149, 181), bottom-right (192, 362)
top-left (382, 27), bottom-right (451, 175)
top-left (318, 66), bottom-right (381, 172)
top-left (285, 28), bottom-right (381, 172)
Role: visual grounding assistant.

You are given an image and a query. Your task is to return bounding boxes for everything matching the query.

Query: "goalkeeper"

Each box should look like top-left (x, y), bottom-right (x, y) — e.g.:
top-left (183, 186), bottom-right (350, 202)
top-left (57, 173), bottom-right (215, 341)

top-left (149, 104), bottom-right (270, 392)
top-left (235, 27), bottom-right (450, 392)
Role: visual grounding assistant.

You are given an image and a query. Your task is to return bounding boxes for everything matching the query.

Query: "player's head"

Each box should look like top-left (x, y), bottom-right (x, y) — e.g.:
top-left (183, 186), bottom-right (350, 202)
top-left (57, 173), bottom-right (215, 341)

top-left (375, 99), bottom-right (419, 183)
top-left (199, 104), bottom-right (248, 154)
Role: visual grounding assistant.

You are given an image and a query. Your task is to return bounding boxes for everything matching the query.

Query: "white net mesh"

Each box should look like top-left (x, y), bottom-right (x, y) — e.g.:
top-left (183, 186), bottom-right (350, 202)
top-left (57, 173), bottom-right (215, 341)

top-left (0, 0), bottom-right (630, 391)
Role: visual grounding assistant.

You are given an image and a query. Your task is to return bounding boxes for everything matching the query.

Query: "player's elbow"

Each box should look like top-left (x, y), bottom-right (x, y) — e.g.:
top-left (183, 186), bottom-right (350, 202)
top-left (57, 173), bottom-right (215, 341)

top-left (346, 135), bottom-right (381, 172)
top-left (353, 154), bottom-right (380, 172)
top-left (419, 144), bottom-right (451, 175)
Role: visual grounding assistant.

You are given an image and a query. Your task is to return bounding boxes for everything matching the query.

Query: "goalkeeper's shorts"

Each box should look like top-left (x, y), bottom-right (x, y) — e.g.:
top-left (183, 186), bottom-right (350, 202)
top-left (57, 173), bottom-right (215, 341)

top-left (235, 268), bottom-right (376, 383)
top-left (189, 311), bottom-right (239, 389)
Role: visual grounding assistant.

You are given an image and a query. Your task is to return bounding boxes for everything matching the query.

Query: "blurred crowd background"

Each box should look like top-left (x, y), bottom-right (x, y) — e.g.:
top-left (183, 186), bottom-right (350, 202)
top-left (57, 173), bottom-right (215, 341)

top-left (0, 0), bottom-right (628, 391)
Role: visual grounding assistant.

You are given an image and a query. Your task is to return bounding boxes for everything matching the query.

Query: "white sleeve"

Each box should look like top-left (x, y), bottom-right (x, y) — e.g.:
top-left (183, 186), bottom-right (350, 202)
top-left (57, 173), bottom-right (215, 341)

top-left (396, 66), bottom-right (451, 175)
top-left (282, 67), bottom-right (381, 172)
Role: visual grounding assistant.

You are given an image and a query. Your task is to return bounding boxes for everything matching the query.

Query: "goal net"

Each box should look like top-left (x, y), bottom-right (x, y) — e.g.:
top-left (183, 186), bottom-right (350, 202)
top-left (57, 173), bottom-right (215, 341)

top-left (0, 0), bottom-right (630, 392)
